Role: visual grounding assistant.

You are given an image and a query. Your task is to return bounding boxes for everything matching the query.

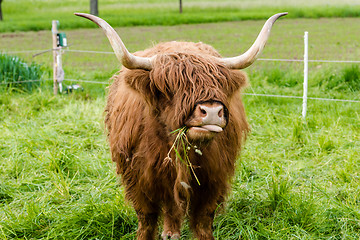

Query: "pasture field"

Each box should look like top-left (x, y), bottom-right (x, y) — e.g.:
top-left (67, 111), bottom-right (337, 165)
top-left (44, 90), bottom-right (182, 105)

top-left (1, 78), bottom-right (360, 239)
top-left (1, 0), bottom-right (360, 32)
top-left (1, 14), bottom-right (360, 240)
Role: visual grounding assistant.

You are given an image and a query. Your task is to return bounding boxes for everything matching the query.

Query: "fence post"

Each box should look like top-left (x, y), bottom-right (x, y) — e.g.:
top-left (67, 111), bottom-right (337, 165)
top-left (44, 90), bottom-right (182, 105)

top-left (52, 20), bottom-right (59, 95)
top-left (179, 0), bottom-right (183, 13)
top-left (302, 31), bottom-right (309, 119)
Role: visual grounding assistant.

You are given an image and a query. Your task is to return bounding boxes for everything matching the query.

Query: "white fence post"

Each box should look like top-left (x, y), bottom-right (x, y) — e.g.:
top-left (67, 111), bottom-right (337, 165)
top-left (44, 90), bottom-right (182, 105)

top-left (52, 20), bottom-right (59, 95)
top-left (302, 31), bottom-right (309, 119)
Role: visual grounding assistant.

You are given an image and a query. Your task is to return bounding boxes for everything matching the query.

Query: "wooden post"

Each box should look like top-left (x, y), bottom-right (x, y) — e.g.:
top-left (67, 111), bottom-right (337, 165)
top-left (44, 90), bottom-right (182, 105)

top-left (0, 0), bottom-right (3, 21)
top-left (179, 0), bottom-right (183, 13)
top-left (90, 0), bottom-right (99, 16)
top-left (52, 20), bottom-right (59, 95)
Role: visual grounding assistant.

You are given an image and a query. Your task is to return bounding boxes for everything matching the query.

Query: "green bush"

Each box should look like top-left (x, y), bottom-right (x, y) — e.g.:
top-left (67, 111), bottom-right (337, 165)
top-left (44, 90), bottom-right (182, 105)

top-left (264, 68), bottom-right (302, 88)
top-left (318, 65), bottom-right (360, 92)
top-left (249, 66), bottom-right (302, 88)
top-left (0, 53), bottom-right (43, 91)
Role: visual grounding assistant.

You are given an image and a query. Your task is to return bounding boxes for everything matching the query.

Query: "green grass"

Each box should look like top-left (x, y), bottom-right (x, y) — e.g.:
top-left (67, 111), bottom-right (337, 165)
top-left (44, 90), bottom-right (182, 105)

top-left (214, 99), bottom-right (360, 239)
top-left (0, 91), bottom-right (138, 239)
top-left (1, 0), bottom-right (360, 32)
top-left (1, 84), bottom-right (359, 239)
top-left (319, 65), bottom-right (360, 92)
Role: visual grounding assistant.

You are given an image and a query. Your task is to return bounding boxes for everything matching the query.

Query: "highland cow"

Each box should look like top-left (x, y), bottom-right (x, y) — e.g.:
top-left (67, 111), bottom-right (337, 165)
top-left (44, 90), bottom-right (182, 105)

top-left (76, 12), bottom-right (287, 240)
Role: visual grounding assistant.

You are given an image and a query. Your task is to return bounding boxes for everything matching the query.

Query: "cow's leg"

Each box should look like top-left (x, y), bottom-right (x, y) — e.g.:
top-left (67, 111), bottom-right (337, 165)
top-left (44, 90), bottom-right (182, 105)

top-left (161, 201), bottom-right (184, 240)
top-left (189, 211), bottom-right (215, 240)
top-left (189, 186), bottom-right (218, 240)
top-left (136, 210), bottom-right (159, 240)
top-left (133, 195), bottom-right (160, 240)
top-left (124, 174), bottom-right (160, 240)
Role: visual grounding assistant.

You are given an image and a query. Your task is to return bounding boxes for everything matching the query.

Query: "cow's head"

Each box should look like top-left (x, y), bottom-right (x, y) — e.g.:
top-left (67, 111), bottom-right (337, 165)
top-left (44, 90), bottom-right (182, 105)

top-left (75, 12), bottom-right (287, 142)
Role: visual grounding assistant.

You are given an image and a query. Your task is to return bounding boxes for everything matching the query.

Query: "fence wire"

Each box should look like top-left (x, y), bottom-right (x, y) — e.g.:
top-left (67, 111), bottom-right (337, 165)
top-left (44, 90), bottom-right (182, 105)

top-left (258, 58), bottom-right (360, 63)
top-left (2, 78), bottom-right (359, 103)
top-left (0, 79), bottom-right (43, 85)
top-left (243, 93), bottom-right (360, 103)
top-left (2, 49), bottom-right (360, 103)
top-left (5, 49), bottom-right (360, 64)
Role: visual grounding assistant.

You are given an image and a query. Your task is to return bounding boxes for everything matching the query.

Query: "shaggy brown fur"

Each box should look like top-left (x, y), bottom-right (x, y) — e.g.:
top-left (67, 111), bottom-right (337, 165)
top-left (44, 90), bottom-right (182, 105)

top-left (105, 41), bottom-right (250, 240)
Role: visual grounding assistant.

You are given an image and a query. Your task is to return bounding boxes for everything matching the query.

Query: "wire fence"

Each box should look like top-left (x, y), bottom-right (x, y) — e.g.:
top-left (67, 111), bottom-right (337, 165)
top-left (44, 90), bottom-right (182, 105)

top-left (7, 49), bottom-right (360, 64)
top-left (0, 78), bottom-right (108, 85)
top-left (3, 78), bottom-right (360, 103)
top-left (242, 93), bottom-right (360, 103)
top-left (0, 79), bottom-right (44, 85)
top-left (258, 58), bottom-right (360, 64)
top-left (2, 39), bottom-right (360, 108)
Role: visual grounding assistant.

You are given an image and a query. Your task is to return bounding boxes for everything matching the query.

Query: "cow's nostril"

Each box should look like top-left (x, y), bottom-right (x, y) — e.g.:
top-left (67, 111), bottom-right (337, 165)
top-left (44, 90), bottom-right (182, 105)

top-left (218, 108), bottom-right (223, 118)
top-left (200, 108), bottom-right (207, 115)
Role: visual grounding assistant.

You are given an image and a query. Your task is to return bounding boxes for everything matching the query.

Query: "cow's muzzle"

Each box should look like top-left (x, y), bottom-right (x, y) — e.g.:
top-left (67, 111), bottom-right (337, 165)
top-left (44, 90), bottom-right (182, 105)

top-left (185, 101), bottom-right (228, 140)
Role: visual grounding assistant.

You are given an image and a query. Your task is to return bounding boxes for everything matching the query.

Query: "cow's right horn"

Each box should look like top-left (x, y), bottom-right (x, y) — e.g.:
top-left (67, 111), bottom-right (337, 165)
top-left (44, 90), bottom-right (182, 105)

top-left (221, 12), bottom-right (288, 69)
top-left (75, 13), bottom-right (153, 70)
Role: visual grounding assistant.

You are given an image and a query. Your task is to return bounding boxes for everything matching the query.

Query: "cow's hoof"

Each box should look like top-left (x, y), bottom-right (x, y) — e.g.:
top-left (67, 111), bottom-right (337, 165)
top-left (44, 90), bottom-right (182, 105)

top-left (161, 231), bottom-right (180, 240)
top-left (171, 233), bottom-right (180, 239)
top-left (161, 231), bottom-right (171, 240)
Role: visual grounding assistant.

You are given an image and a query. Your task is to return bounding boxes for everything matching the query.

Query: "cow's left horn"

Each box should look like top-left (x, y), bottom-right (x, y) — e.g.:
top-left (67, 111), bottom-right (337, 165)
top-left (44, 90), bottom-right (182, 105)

top-left (75, 13), bottom-right (153, 70)
top-left (221, 12), bottom-right (288, 69)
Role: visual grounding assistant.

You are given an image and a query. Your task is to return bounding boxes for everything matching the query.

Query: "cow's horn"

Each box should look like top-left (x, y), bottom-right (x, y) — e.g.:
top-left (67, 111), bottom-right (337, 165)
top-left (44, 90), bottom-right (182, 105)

top-left (221, 12), bottom-right (288, 69)
top-left (75, 13), bottom-right (153, 70)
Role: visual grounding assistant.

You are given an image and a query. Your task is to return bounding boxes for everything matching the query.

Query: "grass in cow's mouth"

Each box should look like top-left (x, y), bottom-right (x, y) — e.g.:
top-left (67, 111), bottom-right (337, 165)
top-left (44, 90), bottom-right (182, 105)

top-left (165, 126), bottom-right (202, 185)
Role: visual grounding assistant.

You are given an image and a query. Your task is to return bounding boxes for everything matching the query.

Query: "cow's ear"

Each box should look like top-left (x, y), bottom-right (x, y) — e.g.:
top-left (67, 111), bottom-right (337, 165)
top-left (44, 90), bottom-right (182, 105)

top-left (122, 69), bottom-right (166, 107)
top-left (227, 70), bottom-right (248, 96)
top-left (124, 69), bottom-right (150, 92)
